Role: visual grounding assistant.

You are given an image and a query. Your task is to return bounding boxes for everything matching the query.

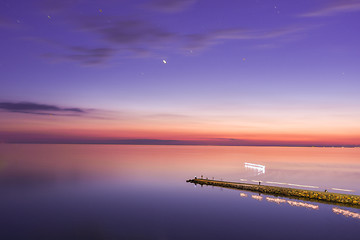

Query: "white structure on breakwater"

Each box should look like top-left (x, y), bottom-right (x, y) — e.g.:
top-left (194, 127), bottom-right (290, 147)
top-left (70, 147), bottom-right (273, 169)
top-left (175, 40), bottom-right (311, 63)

top-left (245, 162), bottom-right (265, 175)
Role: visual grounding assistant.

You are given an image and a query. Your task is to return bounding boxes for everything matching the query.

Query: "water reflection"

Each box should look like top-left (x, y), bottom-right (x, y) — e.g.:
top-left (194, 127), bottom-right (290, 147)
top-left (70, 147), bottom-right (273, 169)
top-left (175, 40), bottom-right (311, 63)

top-left (239, 191), bottom-right (360, 220)
top-left (266, 197), bottom-right (286, 204)
top-left (251, 194), bottom-right (319, 210)
top-left (0, 144), bottom-right (359, 239)
top-left (332, 208), bottom-right (360, 220)
top-left (251, 195), bottom-right (263, 201)
top-left (287, 200), bottom-right (319, 210)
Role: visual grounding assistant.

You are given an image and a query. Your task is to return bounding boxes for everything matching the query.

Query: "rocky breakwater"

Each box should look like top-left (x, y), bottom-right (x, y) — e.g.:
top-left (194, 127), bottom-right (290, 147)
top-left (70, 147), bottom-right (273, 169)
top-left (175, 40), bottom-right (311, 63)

top-left (187, 178), bottom-right (360, 207)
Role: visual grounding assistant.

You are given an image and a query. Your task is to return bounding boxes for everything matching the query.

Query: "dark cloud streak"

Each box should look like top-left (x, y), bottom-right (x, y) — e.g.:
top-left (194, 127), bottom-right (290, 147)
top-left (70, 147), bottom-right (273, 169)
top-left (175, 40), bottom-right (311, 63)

top-left (77, 16), bottom-right (175, 48)
top-left (39, 0), bottom-right (82, 12)
top-left (3, 136), bottom-right (356, 147)
top-left (65, 46), bottom-right (116, 65)
top-left (41, 45), bottom-right (116, 65)
top-left (0, 16), bottom-right (18, 29)
top-left (0, 102), bottom-right (87, 116)
top-left (146, 0), bottom-right (197, 12)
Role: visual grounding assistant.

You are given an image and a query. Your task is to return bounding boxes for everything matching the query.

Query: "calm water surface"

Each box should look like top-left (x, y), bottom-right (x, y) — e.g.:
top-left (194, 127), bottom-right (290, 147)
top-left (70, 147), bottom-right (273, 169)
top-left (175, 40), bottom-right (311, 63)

top-left (0, 144), bottom-right (359, 239)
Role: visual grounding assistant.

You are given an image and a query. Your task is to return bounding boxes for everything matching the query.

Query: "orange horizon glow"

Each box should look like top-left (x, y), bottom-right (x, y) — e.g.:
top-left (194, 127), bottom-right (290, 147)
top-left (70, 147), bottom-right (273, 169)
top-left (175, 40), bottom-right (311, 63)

top-left (1, 107), bottom-right (360, 146)
top-left (1, 128), bottom-right (359, 146)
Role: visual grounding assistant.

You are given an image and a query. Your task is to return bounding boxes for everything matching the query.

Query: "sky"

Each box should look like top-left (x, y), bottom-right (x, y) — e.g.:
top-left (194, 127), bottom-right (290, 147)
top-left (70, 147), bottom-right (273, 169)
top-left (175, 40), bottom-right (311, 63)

top-left (0, 0), bottom-right (360, 146)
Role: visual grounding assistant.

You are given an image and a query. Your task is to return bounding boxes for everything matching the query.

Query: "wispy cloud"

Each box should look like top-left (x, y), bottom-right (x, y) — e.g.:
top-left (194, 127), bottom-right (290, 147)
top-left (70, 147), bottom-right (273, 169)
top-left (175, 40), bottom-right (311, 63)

top-left (39, 21), bottom-right (311, 64)
top-left (184, 25), bottom-right (312, 50)
top-left (29, 2), bottom-right (317, 64)
top-left (299, 0), bottom-right (360, 17)
top-left (0, 102), bottom-right (87, 116)
top-left (77, 16), bottom-right (175, 48)
top-left (46, 15), bottom-right (178, 62)
top-left (43, 46), bottom-right (116, 65)
top-left (33, 19), bottom-right (314, 65)
top-left (39, 0), bottom-right (82, 13)
top-left (23, 35), bottom-right (117, 65)
top-left (66, 46), bottom-right (115, 64)
top-left (146, 0), bottom-right (197, 12)
top-left (0, 16), bottom-right (18, 29)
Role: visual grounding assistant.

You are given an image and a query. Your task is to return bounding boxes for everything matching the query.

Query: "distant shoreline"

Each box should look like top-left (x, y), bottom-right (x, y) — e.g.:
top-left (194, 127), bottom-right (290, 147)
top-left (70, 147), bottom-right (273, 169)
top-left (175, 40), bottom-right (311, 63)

top-left (1, 142), bottom-right (359, 148)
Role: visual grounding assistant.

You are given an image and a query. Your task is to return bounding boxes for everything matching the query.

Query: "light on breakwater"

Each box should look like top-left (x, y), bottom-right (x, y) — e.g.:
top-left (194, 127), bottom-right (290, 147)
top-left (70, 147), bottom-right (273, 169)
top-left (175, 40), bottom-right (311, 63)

top-left (287, 183), bottom-right (319, 189)
top-left (243, 163), bottom-right (354, 193)
top-left (264, 181), bottom-right (319, 189)
top-left (264, 181), bottom-right (354, 192)
top-left (266, 181), bottom-right (288, 185)
top-left (331, 188), bottom-right (354, 192)
top-left (245, 163), bottom-right (265, 174)
top-left (242, 163), bottom-right (353, 192)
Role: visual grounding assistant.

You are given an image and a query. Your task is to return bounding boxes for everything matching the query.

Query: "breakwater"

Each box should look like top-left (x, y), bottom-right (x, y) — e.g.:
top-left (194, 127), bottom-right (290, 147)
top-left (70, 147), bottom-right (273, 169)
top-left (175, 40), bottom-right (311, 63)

top-left (187, 178), bottom-right (360, 207)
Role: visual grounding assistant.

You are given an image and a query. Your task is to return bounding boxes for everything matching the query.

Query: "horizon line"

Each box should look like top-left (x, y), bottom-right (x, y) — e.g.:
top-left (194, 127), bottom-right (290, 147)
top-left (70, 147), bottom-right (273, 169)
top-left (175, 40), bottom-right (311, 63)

top-left (2, 141), bottom-right (359, 148)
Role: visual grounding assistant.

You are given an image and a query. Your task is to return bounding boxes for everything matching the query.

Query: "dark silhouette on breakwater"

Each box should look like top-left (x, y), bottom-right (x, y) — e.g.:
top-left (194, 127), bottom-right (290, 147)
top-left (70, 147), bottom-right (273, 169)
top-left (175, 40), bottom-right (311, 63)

top-left (187, 178), bottom-right (360, 208)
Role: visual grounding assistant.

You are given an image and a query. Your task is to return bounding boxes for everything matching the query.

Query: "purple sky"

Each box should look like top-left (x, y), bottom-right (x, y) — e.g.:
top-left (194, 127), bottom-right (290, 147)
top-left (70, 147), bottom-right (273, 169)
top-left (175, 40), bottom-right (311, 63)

top-left (1, 0), bottom-right (360, 146)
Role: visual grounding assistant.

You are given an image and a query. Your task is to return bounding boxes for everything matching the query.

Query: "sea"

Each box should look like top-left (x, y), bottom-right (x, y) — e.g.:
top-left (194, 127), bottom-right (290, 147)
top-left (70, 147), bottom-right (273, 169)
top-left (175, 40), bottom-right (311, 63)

top-left (0, 144), bottom-right (359, 239)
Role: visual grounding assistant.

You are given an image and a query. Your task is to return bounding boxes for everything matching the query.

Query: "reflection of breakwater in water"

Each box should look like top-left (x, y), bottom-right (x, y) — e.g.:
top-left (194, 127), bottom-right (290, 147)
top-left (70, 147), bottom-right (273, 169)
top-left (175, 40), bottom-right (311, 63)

top-left (287, 200), bottom-right (319, 210)
top-left (266, 197), bottom-right (286, 204)
top-left (246, 195), bottom-right (319, 210)
top-left (244, 194), bottom-right (360, 220)
top-left (251, 195), bottom-right (263, 201)
top-left (332, 208), bottom-right (360, 220)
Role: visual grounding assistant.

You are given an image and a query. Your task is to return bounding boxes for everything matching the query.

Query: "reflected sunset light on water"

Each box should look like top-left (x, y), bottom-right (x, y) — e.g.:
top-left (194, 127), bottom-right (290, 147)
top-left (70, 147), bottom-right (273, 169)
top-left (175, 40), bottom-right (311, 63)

top-left (0, 144), bottom-right (359, 239)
